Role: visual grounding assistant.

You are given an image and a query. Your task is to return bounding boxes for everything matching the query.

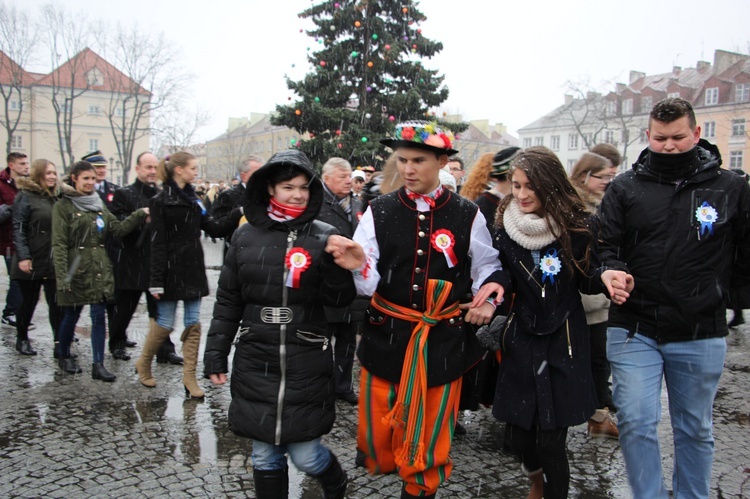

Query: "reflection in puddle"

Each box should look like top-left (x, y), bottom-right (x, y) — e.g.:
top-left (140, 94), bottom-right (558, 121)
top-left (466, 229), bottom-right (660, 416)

top-left (37, 404), bottom-right (48, 425)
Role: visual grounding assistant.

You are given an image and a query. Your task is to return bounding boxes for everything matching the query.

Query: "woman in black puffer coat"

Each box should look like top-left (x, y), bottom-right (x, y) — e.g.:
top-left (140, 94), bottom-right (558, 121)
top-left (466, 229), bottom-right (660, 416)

top-left (203, 150), bottom-right (355, 499)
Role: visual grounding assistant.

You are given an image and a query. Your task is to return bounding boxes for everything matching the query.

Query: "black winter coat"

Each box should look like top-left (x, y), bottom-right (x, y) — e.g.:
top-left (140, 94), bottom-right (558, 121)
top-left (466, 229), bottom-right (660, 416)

top-left (212, 183), bottom-right (246, 254)
top-left (11, 178), bottom-right (60, 281)
top-left (599, 140), bottom-right (750, 343)
top-left (203, 150), bottom-right (356, 445)
top-left (149, 181), bottom-right (240, 300)
top-left (318, 185), bottom-right (366, 323)
top-left (110, 179), bottom-right (158, 290)
top-left (492, 219), bottom-right (606, 431)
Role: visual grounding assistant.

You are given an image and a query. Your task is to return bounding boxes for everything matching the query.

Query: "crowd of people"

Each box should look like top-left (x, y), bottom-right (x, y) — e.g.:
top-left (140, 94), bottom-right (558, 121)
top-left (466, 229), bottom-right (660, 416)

top-left (1, 96), bottom-right (747, 499)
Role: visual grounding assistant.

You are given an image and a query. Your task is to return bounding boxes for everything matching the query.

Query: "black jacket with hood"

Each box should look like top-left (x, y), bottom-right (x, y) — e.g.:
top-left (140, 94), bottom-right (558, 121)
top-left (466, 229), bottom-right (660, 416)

top-left (203, 150), bottom-right (356, 445)
top-left (599, 139), bottom-right (750, 343)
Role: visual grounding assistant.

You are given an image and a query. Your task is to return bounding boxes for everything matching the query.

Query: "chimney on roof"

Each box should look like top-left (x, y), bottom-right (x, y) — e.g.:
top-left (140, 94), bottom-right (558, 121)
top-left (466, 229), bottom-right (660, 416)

top-left (586, 91), bottom-right (601, 101)
top-left (714, 49), bottom-right (747, 75)
top-left (673, 66), bottom-right (682, 75)
top-left (629, 71), bottom-right (645, 84)
top-left (616, 83), bottom-right (626, 94)
top-left (696, 60), bottom-right (711, 71)
top-left (494, 123), bottom-right (507, 136)
top-left (564, 94), bottom-right (574, 105)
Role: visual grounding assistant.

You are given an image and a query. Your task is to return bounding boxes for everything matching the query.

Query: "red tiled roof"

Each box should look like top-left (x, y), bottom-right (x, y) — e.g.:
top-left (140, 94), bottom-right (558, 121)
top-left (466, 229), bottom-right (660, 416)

top-left (0, 50), bottom-right (35, 86)
top-left (32, 48), bottom-right (150, 96)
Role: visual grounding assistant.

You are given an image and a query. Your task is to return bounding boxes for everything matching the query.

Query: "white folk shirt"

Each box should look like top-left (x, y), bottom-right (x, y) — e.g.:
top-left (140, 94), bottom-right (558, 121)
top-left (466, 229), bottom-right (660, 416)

top-left (352, 196), bottom-right (503, 297)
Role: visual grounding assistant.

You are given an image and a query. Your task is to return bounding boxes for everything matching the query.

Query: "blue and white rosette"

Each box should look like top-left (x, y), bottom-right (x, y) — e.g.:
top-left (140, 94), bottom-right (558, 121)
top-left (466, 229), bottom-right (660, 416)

top-left (196, 199), bottom-right (207, 215)
top-left (96, 214), bottom-right (105, 233)
top-left (695, 201), bottom-right (718, 237)
top-left (540, 248), bottom-right (562, 284)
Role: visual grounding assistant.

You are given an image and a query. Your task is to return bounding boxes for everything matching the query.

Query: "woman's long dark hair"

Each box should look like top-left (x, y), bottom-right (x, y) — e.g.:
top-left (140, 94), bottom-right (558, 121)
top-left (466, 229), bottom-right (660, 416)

top-left (496, 146), bottom-right (594, 274)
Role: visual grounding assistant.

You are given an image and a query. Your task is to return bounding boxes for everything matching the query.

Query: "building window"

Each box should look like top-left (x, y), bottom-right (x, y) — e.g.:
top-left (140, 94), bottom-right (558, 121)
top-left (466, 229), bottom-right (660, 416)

top-left (604, 130), bottom-right (615, 144)
top-left (732, 119), bottom-right (746, 137)
top-left (10, 135), bottom-right (22, 148)
top-left (704, 87), bottom-right (719, 105)
top-left (88, 105), bottom-right (102, 115)
top-left (640, 128), bottom-right (648, 143)
top-left (622, 99), bottom-right (633, 115)
top-left (641, 95), bottom-right (653, 113)
top-left (582, 133), bottom-right (593, 147)
top-left (523, 138), bottom-right (532, 148)
top-left (667, 92), bottom-right (680, 99)
top-left (534, 136), bottom-right (543, 146)
top-left (704, 121), bottom-right (716, 138)
top-left (567, 159), bottom-right (576, 171)
top-left (606, 100), bottom-right (616, 117)
top-left (550, 135), bottom-right (560, 151)
top-left (729, 151), bottom-right (744, 168)
top-left (568, 134), bottom-right (578, 150)
top-left (9, 100), bottom-right (21, 111)
top-left (115, 108), bottom-right (127, 117)
top-left (89, 139), bottom-right (99, 151)
top-left (736, 83), bottom-right (750, 103)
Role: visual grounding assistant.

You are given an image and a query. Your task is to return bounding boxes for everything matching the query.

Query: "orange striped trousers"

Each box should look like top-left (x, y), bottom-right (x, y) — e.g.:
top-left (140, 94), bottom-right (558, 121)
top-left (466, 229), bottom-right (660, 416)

top-left (357, 367), bottom-right (463, 496)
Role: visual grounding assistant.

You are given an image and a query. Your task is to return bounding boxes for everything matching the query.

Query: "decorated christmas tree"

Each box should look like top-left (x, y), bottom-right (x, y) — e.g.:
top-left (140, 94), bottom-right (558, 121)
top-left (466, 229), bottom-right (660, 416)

top-left (272, 0), bottom-right (465, 169)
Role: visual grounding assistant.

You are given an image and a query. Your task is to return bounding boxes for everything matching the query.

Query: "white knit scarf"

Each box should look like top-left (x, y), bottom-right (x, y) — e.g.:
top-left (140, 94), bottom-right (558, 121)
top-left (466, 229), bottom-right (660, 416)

top-left (503, 199), bottom-right (558, 250)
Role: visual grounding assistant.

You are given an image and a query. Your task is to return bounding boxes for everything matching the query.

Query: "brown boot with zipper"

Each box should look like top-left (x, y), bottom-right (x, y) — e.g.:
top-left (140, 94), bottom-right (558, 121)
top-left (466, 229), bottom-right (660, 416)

top-left (181, 323), bottom-right (205, 398)
top-left (135, 319), bottom-right (173, 387)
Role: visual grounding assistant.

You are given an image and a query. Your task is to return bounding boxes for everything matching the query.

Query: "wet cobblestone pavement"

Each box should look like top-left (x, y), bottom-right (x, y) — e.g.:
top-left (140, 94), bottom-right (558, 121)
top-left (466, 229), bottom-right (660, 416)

top-left (1, 239), bottom-right (749, 497)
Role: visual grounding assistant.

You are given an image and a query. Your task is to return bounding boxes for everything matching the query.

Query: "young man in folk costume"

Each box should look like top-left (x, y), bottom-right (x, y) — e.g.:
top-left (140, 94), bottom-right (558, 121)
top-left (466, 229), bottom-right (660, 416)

top-left (327, 121), bottom-right (506, 498)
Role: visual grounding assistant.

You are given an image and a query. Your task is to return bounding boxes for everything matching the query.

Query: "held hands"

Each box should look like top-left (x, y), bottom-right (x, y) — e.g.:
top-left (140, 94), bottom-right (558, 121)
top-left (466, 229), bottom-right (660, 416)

top-left (18, 259), bottom-right (32, 274)
top-left (460, 282), bottom-right (505, 325)
top-left (325, 234), bottom-right (366, 270)
top-left (209, 373), bottom-right (227, 385)
top-left (601, 270), bottom-right (634, 305)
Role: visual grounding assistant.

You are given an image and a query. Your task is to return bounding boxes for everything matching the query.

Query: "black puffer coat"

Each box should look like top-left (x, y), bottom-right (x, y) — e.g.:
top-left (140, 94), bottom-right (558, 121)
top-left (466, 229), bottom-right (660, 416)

top-left (203, 150), bottom-right (356, 445)
top-left (599, 140), bottom-right (750, 342)
top-left (492, 218), bottom-right (606, 431)
top-left (149, 180), bottom-right (240, 300)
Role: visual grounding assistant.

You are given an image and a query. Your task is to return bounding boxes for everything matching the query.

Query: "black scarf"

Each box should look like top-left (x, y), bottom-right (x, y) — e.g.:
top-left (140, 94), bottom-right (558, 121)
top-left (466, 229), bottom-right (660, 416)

top-left (646, 146), bottom-right (699, 182)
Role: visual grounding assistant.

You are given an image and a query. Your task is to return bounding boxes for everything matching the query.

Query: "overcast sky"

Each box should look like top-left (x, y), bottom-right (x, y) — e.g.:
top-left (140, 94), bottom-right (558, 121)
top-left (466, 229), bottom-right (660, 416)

top-left (21, 0), bottom-right (750, 142)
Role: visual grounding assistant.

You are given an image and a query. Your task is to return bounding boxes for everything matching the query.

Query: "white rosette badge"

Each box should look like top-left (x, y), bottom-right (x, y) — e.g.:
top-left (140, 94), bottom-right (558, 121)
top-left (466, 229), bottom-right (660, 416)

top-left (540, 248), bottom-right (562, 285)
top-left (695, 201), bottom-right (718, 237)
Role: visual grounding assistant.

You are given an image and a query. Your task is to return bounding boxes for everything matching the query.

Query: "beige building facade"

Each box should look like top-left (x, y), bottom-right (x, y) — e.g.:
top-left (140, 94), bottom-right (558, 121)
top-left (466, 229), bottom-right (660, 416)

top-left (0, 48), bottom-right (150, 185)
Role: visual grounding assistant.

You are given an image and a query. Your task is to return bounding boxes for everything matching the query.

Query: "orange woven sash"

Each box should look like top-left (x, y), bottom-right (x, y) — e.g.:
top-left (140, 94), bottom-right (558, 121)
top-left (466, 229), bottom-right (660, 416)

top-left (370, 279), bottom-right (460, 471)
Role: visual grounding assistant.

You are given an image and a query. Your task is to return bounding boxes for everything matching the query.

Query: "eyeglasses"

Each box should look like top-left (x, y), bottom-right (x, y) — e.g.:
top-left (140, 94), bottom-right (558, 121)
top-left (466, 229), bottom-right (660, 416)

top-left (590, 174), bottom-right (616, 182)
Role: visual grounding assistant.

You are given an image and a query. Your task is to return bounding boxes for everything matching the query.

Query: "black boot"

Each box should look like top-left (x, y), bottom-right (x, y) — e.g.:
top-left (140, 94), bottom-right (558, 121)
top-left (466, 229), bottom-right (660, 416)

top-left (253, 467), bottom-right (289, 499)
top-left (16, 339), bottom-right (37, 356)
top-left (156, 338), bottom-right (183, 364)
top-left (57, 357), bottom-right (82, 374)
top-left (92, 362), bottom-right (117, 382)
top-left (313, 454), bottom-right (348, 499)
top-left (729, 309), bottom-right (745, 328)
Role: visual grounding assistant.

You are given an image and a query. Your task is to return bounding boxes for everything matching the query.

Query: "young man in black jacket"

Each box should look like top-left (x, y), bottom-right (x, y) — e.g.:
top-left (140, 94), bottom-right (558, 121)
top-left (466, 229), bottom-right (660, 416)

top-left (599, 97), bottom-right (750, 499)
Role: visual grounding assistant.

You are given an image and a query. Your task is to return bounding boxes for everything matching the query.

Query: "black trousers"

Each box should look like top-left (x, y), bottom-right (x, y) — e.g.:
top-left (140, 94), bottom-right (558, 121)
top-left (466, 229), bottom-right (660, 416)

top-left (109, 289), bottom-right (175, 355)
top-left (505, 423), bottom-right (570, 499)
top-left (16, 279), bottom-right (61, 342)
top-left (589, 321), bottom-right (614, 411)
top-left (331, 321), bottom-right (357, 395)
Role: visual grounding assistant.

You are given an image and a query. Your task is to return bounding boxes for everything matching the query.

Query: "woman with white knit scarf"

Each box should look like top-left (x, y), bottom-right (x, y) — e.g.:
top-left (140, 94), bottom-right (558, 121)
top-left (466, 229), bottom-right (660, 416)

top-left (490, 147), bottom-right (633, 499)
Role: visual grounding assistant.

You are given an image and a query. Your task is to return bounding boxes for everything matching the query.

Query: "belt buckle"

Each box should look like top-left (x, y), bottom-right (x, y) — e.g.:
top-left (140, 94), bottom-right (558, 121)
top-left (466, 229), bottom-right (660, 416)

top-left (261, 307), bottom-right (293, 324)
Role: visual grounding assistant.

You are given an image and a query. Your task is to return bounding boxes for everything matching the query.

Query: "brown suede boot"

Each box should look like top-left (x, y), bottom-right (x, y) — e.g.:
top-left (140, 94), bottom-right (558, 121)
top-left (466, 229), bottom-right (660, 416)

top-left (181, 323), bottom-right (205, 398)
top-left (135, 320), bottom-right (173, 387)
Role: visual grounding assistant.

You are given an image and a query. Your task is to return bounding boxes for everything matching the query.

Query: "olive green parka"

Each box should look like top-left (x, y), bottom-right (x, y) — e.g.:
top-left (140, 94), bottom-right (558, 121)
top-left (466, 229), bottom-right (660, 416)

top-left (52, 185), bottom-right (146, 307)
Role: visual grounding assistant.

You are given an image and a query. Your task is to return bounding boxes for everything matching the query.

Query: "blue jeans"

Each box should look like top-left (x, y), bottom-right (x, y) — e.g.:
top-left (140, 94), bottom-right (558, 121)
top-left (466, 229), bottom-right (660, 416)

top-left (251, 438), bottom-right (332, 475)
top-left (156, 299), bottom-right (201, 330)
top-left (57, 304), bottom-right (107, 363)
top-left (607, 327), bottom-right (726, 499)
top-left (3, 255), bottom-right (22, 318)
